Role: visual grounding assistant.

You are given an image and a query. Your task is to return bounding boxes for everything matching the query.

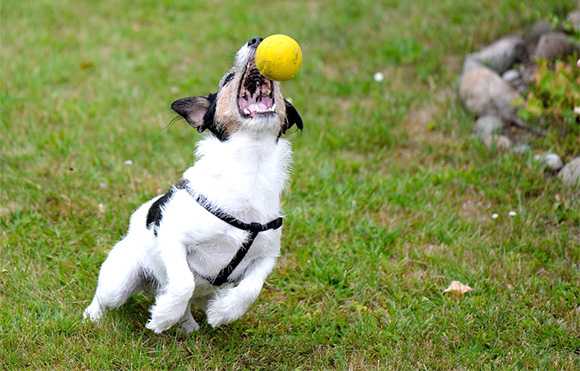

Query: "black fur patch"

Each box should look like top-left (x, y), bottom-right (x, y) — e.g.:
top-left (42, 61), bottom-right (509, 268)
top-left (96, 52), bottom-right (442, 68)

top-left (280, 99), bottom-right (303, 136)
top-left (146, 189), bottom-right (175, 236)
top-left (202, 93), bottom-right (228, 141)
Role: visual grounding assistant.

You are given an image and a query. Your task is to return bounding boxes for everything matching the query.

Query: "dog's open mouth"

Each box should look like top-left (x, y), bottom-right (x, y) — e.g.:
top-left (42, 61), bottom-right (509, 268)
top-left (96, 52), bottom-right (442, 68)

top-left (238, 59), bottom-right (275, 118)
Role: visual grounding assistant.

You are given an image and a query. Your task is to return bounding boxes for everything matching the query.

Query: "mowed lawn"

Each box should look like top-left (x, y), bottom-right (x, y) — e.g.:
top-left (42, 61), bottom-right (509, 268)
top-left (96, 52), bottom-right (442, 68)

top-left (1, 0), bottom-right (579, 369)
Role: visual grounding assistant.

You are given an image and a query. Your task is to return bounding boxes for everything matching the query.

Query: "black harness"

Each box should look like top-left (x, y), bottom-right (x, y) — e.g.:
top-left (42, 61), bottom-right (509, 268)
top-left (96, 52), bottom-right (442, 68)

top-left (147, 182), bottom-right (283, 286)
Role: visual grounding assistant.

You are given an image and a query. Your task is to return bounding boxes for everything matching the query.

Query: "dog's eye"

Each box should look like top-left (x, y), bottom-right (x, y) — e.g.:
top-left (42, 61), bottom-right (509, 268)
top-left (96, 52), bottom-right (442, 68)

top-left (223, 73), bottom-right (235, 86)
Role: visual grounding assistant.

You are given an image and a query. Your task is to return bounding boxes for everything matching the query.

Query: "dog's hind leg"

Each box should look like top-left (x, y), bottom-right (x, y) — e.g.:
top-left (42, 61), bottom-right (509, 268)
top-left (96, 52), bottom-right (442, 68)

top-left (178, 304), bottom-right (200, 334)
top-left (83, 236), bottom-right (145, 322)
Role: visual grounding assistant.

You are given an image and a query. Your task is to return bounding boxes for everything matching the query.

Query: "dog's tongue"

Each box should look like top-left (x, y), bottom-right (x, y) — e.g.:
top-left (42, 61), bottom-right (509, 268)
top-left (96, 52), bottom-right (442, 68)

top-left (244, 103), bottom-right (266, 117)
top-left (239, 96), bottom-right (273, 117)
top-left (249, 103), bottom-right (268, 112)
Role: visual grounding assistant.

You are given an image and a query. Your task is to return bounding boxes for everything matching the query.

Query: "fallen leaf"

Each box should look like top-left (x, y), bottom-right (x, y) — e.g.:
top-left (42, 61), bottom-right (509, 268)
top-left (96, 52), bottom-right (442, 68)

top-left (443, 280), bottom-right (473, 298)
top-left (80, 60), bottom-right (94, 69)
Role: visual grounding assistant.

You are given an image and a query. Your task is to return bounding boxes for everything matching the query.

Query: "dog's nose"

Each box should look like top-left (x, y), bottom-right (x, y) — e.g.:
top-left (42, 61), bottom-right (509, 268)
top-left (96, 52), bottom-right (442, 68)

top-left (247, 37), bottom-right (263, 48)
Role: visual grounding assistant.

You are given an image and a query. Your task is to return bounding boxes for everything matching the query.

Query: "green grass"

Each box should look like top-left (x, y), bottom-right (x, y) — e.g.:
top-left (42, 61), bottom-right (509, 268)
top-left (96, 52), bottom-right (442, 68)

top-left (2, 0), bottom-right (579, 369)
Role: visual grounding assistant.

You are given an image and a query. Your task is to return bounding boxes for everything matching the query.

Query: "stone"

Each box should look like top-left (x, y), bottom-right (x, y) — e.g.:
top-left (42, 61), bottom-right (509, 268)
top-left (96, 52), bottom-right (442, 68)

top-left (459, 67), bottom-right (522, 122)
top-left (559, 157), bottom-right (580, 188)
top-left (501, 69), bottom-right (520, 82)
top-left (484, 135), bottom-right (511, 151)
top-left (474, 115), bottom-right (503, 139)
top-left (534, 153), bottom-right (564, 172)
top-left (462, 56), bottom-right (485, 72)
top-left (465, 36), bottom-right (526, 74)
top-left (533, 32), bottom-right (574, 61)
top-left (567, 10), bottom-right (580, 33)
top-left (525, 20), bottom-right (555, 44)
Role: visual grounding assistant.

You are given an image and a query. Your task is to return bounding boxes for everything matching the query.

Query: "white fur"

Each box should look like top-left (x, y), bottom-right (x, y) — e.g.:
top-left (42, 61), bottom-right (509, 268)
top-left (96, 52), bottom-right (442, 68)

top-left (83, 40), bottom-right (297, 333)
top-left (83, 134), bottom-right (292, 333)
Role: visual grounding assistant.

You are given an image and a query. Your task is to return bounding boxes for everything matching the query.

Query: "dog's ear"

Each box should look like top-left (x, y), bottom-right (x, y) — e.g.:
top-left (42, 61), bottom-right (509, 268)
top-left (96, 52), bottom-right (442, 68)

top-left (171, 94), bottom-right (217, 133)
top-left (280, 99), bottom-right (303, 136)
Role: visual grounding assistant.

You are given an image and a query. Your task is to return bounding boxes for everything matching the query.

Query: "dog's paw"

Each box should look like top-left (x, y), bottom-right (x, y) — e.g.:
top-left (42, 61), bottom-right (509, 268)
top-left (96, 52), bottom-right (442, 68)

top-left (82, 303), bottom-right (103, 323)
top-left (206, 306), bottom-right (235, 328)
top-left (146, 291), bottom-right (192, 333)
top-left (146, 316), bottom-right (176, 334)
top-left (179, 318), bottom-right (200, 334)
top-left (206, 290), bottom-right (250, 328)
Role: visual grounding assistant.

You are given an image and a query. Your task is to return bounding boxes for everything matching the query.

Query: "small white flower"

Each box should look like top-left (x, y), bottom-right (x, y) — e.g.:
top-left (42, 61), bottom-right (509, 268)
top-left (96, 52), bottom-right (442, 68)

top-left (508, 211), bottom-right (517, 217)
top-left (373, 72), bottom-right (384, 82)
top-left (491, 213), bottom-right (499, 219)
top-left (124, 160), bottom-right (133, 165)
top-left (170, 86), bottom-right (179, 94)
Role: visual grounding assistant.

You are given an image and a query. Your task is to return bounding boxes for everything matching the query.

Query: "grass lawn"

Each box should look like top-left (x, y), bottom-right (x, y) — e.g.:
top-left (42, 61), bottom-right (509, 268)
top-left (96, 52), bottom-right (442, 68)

top-left (1, 0), bottom-right (579, 369)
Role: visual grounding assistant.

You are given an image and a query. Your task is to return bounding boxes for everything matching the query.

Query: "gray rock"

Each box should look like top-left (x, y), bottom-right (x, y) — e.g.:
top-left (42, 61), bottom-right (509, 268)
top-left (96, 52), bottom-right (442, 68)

top-left (559, 157), bottom-right (580, 188)
top-left (526, 20), bottom-right (555, 44)
top-left (534, 153), bottom-right (564, 172)
top-left (533, 32), bottom-right (574, 61)
top-left (484, 135), bottom-right (512, 151)
top-left (465, 36), bottom-right (526, 74)
top-left (459, 67), bottom-right (523, 123)
top-left (501, 69), bottom-right (520, 82)
top-left (474, 115), bottom-right (503, 139)
top-left (463, 56), bottom-right (485, 72)
top-left (567, 10), bottom-right (580, 33)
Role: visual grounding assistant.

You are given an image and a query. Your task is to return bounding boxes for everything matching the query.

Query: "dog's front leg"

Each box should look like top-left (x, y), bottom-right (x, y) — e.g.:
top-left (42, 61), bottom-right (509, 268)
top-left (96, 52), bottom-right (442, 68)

top-left (206, 257), bottom-right (276, 328)
top-left (146, 242), bottom-right (196, 334)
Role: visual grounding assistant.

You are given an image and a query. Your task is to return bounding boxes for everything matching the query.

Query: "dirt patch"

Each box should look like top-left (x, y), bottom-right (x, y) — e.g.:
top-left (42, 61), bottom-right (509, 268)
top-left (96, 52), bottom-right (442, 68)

top-left (403, 87), bottom-right (456, 143)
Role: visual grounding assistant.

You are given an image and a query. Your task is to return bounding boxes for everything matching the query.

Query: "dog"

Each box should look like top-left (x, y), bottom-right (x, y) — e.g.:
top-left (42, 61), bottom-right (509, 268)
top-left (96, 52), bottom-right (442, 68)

top-left (83, 37), bottom-right (303, 333)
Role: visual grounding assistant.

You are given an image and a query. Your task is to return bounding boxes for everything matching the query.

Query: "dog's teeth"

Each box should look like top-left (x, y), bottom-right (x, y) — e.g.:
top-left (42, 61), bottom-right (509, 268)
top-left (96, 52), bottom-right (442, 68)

top-left (243, 108), bottom-right (251, 115)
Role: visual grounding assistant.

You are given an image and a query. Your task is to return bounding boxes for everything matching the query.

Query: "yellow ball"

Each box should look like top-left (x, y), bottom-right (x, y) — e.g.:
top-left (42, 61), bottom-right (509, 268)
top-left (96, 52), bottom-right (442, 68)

top-left (255, 34), bottom-right (302, 81)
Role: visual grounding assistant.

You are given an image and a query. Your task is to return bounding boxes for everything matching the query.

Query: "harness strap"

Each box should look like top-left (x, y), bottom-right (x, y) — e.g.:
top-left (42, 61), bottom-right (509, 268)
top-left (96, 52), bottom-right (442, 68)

top-left (194, 193), bottom-right (283, 232)
top-left (208, 230), bottom-right (259, 286)
top-left (176, 182), bottom-right (283, 286)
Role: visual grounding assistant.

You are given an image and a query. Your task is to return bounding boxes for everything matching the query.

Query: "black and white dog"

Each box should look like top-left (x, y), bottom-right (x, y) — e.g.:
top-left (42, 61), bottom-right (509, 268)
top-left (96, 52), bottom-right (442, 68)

top-left (83, 37), bottom-right (302, 333)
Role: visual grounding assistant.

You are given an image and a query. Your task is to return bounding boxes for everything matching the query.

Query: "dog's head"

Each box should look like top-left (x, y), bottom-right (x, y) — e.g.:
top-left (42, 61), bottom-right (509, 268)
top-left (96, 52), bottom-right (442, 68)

top-left (172, 37), bottom-right (303, 141)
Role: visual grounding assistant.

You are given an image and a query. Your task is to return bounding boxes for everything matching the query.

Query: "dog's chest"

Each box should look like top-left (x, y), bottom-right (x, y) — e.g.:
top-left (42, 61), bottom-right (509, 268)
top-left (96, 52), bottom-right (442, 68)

top-left (178, 135), bottom-right (290, 281)
top-left (185, 226), bottom-right (281, 280)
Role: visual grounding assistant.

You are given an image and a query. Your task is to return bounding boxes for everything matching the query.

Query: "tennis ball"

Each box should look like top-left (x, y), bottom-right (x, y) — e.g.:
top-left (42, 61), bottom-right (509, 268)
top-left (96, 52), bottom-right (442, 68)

top-left (255, 34), bottom-right (302, 81)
